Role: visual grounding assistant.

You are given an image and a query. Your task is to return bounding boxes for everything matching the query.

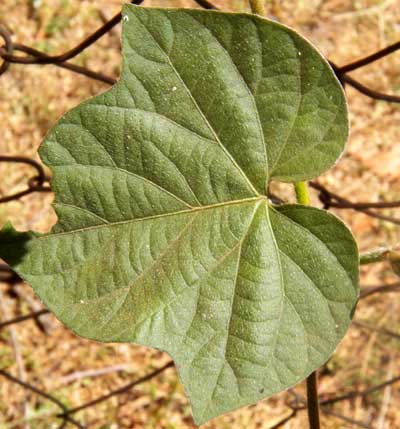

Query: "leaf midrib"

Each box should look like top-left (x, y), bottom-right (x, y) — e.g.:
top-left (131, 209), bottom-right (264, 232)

top-left (132, 10), bottom-right (260, 197)
top-left (271, 205), bottom-right (356, 294)
top-left (189, 12), bottom-right (269, 179)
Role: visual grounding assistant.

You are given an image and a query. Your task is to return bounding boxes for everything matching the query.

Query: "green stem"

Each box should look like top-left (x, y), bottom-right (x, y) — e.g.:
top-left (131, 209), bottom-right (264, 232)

top-left (249, 0), bottom-right (266, 16)
top-left (359, 249), bottom-right (388, 265)
top-left (293, 181), bottom-right (320, 429)
top-left (359, 246), bottom-right (400, 276)
top-left (306, 371), bottom-right (321, 429)
top-left (294, 181), bottom-right (310, 205)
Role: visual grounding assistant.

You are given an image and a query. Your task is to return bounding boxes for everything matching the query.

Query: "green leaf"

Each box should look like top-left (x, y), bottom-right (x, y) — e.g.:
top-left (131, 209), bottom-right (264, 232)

top-left (0, 5), bottom-right (358, 425)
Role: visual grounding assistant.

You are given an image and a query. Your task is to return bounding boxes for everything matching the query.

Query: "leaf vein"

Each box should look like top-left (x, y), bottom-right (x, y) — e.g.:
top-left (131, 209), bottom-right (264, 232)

top-left (133, 12), bottom-right (259, 197)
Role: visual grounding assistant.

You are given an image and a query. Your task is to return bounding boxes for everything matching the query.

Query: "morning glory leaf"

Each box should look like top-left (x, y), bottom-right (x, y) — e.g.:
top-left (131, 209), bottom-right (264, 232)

top-left (0, 5), bottom-right (358, 425)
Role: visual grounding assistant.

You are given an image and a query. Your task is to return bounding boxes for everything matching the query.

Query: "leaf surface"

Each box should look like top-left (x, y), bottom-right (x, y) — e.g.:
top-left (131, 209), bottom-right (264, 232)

top-left (0, 6), bottom-right (358, 424)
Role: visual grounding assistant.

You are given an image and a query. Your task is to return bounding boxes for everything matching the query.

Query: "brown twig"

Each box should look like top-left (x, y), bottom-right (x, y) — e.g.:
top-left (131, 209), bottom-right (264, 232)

top-left (0, 156), bottom-right (47, 184)
top-left (337, 40), bottom-right (400, 73)
top-left (322, 409), bottom-right (372, 429)
top-left (1, 11), bottom-right (123, 65)
top-left (310, 181), bottom-right (400, 210)
top-left (0, 155), bottom-right (52, 203)
top-left (359, 282), bottom-right (400, 299)
top-left (320, 375), bottom-right (400, 406)
top-left (0, 263), bottom-right (22, 284)
top-left (0, 289), bottom-right (30, 429)
top-left (310, 181), bottom-right (400, 225)
top-left (0, 309), bottom-right (50, 330)
top-left (331, 59), bottom-right (400, 104)
top-left (340, 73), bottom-right (400, 103)
top-left (6, 43), bottom-right (116, 85)
top-left (59, 361), bottom-right (174, 417)
top-left (0, 1), bottom-right (144, 84)
top-left (268, 409), bottom-right (298, 429)
top-left (59, 364), bottom-right (134, 386)
top-left (0, 25), bottom-right (12, 76)
top-left (0, 369), bottom-right (84, 429)
top-left (353, 320), bottom-right (400, 341)
top-left (12, 284), bottom-right (54, 334)
top-left (0, 183), bottom-right (52, 204)
top-left (193, 0), bottom-right (219, 9)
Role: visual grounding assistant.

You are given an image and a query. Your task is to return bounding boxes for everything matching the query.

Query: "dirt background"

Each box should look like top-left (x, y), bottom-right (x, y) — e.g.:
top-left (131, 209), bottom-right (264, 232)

top-left (0, 0), bottom-right (399, 428)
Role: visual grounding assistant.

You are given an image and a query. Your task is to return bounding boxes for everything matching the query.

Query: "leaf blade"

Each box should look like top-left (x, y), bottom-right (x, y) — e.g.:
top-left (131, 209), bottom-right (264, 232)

top-left (0, 6), bottom-right (357, 425)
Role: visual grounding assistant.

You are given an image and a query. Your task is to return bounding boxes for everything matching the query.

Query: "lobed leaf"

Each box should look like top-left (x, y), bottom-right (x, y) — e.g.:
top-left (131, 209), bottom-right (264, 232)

top-left (0, 6), bottom-right (358, 425)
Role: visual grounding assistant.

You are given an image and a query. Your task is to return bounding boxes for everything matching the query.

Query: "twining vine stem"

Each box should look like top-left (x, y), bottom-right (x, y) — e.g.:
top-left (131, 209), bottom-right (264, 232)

top-left (306, 371), bottom-right (321, 429)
